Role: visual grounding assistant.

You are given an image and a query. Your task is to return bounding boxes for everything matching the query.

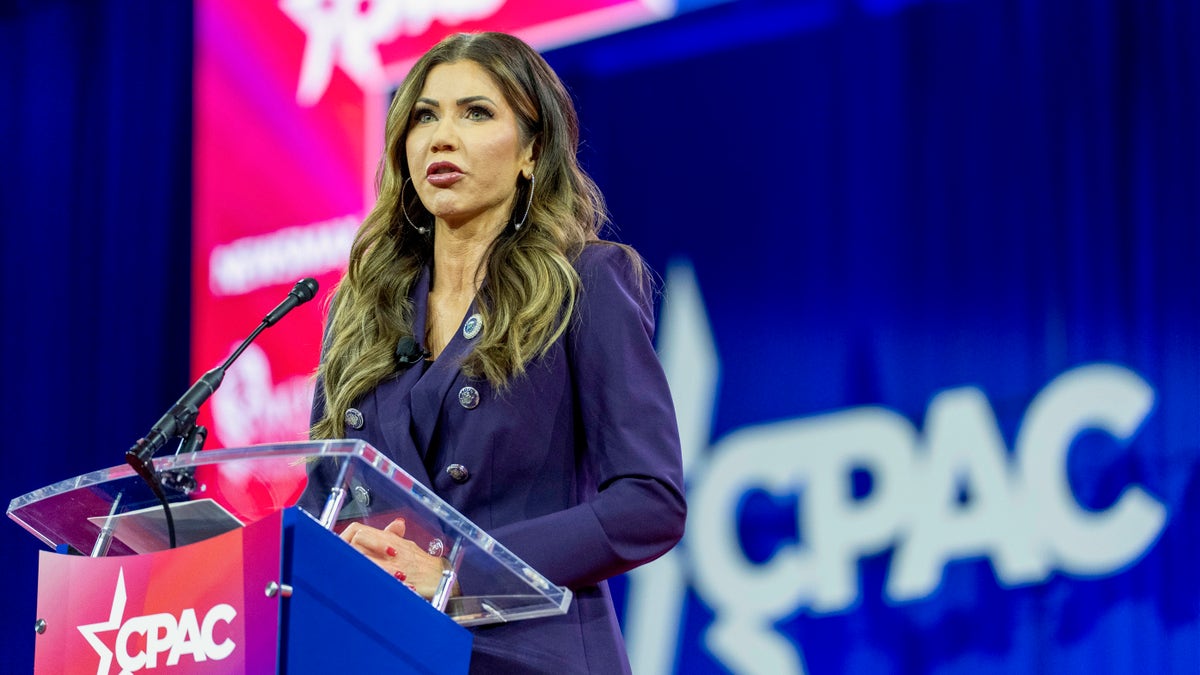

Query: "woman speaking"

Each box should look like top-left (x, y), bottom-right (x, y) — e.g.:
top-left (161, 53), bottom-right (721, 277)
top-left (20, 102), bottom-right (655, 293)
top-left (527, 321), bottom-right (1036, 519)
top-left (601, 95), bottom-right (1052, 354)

top-left (310, 31), bottom-right (686, 673)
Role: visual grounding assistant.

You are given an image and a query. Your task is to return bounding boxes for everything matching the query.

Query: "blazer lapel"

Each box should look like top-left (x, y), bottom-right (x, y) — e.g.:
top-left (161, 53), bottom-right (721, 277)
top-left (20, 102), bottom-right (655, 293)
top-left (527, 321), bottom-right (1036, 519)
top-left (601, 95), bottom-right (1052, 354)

top-left (409, 270), bottom-right (481, 461)
top-left (368, 265), bottom-right (435, 486)
top-left (368, 371), bottom-right (434, 488)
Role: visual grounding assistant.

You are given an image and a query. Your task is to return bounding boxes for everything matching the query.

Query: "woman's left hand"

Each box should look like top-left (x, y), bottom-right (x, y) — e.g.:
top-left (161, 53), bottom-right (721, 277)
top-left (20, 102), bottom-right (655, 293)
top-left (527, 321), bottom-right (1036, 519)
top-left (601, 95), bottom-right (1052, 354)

top-left (339, 518), bottom-right (446, 599)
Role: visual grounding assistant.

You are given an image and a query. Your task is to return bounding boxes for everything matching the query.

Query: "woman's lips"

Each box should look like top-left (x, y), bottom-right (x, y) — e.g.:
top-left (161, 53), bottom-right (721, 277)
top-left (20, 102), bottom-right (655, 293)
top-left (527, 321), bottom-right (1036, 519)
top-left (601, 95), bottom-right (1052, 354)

top-left (426, 172), bottom-right (463, 188)
top-left (426, 162), bottom-right (463, 188)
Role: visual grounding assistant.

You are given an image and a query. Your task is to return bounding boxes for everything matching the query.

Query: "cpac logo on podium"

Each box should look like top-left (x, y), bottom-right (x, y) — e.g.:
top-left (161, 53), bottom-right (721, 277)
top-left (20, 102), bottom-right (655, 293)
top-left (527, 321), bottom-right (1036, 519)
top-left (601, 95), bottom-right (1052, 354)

top-left (78, 569), bottom-right (238, 675)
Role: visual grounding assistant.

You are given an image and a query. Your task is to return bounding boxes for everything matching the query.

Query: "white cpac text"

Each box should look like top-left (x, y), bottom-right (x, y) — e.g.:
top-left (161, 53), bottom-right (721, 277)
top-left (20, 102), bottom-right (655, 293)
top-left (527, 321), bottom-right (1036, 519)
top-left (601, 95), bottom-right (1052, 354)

top-left (113, 604), bottom-right (237, 672)
top-left (689, 363), bottom-right (1165, 672)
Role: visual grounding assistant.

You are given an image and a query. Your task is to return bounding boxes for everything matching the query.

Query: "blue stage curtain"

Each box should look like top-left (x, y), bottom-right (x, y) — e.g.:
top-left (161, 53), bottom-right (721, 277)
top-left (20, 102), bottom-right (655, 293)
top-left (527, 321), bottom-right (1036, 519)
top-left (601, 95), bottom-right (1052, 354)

top-left (0, 2), bottom-right (192, 671)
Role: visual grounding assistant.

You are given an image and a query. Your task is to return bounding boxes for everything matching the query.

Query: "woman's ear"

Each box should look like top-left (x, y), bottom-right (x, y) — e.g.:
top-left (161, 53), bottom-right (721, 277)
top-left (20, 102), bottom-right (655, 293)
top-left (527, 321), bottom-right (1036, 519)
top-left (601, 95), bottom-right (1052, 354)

top-left (520, 136), bottom-right (539, 179)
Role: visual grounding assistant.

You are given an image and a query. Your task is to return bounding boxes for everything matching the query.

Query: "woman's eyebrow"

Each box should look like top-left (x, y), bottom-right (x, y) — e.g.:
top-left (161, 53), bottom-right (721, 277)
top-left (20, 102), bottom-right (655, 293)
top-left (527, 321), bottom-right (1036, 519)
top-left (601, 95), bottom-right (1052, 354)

top-left (415, 96), bottom-right (496, 107)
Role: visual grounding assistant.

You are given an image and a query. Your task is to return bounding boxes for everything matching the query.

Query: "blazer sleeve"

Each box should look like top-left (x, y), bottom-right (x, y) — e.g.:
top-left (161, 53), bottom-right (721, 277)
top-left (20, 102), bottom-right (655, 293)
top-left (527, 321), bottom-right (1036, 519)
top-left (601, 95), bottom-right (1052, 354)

top-left (489, 244), bottom-right (687, 588)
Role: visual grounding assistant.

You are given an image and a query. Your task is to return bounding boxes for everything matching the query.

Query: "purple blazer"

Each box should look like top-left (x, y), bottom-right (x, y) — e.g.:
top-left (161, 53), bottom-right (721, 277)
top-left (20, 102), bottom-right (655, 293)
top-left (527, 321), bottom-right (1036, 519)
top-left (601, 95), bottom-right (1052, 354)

top-left (312, 243), bottom-right (686, 673)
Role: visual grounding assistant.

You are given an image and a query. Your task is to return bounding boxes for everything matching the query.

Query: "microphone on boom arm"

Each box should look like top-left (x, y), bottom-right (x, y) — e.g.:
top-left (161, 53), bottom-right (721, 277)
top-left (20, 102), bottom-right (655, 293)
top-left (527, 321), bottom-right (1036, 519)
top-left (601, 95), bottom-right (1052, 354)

top-left (127, 277), bottom-right (319, 465)
top-left (122, 278), bottom-right (319, 549)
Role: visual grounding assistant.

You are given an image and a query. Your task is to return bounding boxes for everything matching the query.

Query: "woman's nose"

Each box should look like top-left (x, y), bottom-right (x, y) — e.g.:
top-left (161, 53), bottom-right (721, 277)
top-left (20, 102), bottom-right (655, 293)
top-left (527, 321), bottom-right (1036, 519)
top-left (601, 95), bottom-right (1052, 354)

top-left (429, 118), bottom-right (458, 152)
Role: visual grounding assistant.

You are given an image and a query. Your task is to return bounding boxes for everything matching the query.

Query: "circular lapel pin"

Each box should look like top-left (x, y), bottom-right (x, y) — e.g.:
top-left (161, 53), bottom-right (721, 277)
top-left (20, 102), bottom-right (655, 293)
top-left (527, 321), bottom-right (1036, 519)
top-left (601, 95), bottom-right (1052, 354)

top-left (462, 313), bottom-right (483, 340)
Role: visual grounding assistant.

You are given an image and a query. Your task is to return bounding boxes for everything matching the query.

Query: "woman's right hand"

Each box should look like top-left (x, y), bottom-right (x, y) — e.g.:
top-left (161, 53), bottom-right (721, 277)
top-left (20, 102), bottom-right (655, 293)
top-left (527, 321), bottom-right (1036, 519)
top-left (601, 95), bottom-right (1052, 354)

top-left (339, 518), bottom-right (447, 599)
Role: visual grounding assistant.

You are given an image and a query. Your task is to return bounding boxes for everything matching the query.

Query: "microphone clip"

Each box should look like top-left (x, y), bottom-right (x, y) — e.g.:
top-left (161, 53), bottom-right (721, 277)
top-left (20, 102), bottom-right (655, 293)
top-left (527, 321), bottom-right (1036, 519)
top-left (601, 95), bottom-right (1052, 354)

top-left (395, 335), bottom-right (428, 368)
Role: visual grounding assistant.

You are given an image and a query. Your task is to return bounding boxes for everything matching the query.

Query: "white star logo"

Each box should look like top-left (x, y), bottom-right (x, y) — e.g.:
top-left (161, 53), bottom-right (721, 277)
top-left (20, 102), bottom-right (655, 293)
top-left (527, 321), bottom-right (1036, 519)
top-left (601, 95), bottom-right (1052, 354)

top-left (280, 0), bottom-right (402, 106)
top-left (76, 568), bottom-right (128, 675)
top-left (278, 0), bottom-right (505, 106)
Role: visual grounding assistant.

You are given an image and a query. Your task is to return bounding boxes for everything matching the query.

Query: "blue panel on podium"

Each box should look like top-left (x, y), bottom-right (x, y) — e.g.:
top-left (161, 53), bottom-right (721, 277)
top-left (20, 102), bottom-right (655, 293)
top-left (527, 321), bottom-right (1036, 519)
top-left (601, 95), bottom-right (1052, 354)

top-left (280, 508), bottom-right (472, 674)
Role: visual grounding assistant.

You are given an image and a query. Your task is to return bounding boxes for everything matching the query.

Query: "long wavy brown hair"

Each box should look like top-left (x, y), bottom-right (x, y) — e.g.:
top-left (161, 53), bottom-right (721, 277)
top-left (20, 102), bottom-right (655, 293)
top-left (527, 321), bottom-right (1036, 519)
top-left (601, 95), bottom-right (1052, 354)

top-left (311, 32), bottom-right (615, 440)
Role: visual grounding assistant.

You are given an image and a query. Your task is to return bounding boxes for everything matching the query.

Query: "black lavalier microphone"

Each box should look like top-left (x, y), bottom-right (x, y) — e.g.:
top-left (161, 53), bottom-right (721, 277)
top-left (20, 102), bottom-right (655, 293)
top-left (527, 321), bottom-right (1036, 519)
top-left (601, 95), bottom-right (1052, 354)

top-left (395, 335), bottom-right (428, 367)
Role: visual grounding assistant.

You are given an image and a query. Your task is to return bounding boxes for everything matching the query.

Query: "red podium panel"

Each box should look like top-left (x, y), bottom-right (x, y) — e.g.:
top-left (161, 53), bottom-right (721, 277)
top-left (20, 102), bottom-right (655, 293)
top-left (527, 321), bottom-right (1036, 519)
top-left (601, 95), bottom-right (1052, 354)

top-left (34, 512), bottom-right (283, 674)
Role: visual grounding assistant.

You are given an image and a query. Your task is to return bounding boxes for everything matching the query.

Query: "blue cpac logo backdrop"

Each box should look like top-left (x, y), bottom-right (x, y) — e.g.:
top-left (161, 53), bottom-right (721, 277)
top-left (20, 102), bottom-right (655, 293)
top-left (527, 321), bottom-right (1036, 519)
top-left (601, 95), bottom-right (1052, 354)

top-left (623, 263), bottom-right (1168, 674)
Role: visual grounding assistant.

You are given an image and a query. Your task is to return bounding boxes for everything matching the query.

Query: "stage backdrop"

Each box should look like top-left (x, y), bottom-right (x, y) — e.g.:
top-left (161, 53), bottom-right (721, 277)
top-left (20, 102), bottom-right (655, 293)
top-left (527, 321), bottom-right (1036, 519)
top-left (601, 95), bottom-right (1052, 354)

top-left (4, 0), bottom-right (1199, 673)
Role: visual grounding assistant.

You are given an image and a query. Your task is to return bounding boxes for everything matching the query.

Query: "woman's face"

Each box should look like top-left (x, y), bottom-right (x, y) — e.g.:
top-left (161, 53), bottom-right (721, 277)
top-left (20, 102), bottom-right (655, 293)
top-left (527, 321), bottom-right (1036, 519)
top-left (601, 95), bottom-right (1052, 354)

top-left (405, 60), bottom-right (535, 232)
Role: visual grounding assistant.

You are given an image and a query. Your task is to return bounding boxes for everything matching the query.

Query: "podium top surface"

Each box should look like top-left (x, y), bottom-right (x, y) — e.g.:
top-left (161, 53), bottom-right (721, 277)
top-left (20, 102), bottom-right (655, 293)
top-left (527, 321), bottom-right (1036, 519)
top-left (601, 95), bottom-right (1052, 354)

top-left (7, 440), bottom-right (571, 626)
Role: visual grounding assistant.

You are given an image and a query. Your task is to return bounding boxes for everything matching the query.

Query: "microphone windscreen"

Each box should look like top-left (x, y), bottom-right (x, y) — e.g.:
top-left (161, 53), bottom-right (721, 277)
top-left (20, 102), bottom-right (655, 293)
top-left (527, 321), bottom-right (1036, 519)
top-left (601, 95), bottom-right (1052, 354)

top-left (293, 277), bottom-right (319, 302)
top-left (396, 335), bottom-right (417, 359)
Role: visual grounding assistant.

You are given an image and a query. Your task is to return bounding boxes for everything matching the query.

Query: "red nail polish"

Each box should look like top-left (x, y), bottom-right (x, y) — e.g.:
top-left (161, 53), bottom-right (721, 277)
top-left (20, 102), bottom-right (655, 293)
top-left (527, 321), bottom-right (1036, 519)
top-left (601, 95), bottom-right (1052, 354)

top-left (394, 571), bottom-right (407, 581)
top-left (406, 583), bottom-right (416, 590)
top-left (386, 546), bottom-right (397, 557)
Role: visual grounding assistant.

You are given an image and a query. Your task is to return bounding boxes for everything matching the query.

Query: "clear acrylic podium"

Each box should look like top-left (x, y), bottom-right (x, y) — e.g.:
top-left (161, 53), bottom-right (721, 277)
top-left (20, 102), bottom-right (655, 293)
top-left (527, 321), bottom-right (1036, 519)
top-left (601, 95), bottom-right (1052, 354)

top-left (7, 440), bottom-right (572, 672)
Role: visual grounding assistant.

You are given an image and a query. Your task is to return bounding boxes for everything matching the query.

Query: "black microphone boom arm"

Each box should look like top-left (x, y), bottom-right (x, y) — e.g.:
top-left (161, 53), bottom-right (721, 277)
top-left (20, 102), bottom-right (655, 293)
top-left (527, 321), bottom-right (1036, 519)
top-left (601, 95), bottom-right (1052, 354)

top-left (126, 277), bottom-right (319, 466)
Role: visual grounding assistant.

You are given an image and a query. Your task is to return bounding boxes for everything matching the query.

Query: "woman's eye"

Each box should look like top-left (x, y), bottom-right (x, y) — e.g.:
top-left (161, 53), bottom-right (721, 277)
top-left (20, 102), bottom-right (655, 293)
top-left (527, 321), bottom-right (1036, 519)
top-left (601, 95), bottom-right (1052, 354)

top-left (466, 106), bottom-right (494, 121)
top-left (413, 109), bottom-right (436, 124)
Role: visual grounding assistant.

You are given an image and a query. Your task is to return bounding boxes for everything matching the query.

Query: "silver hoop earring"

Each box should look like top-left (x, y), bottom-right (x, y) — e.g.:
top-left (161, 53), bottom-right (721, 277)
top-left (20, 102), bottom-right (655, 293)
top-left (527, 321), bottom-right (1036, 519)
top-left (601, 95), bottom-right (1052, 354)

top-left (513, 174), bottom-right (535, 231)
top-left (401, 177), bottom-right (429, 235)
